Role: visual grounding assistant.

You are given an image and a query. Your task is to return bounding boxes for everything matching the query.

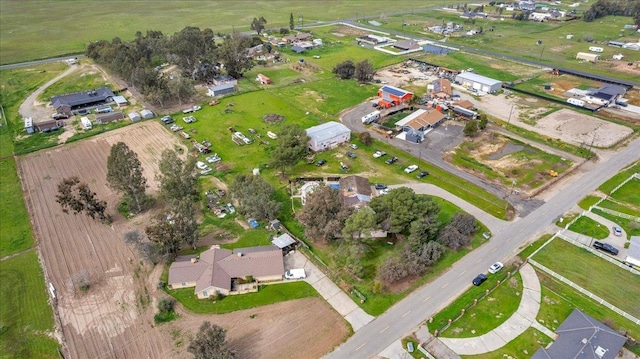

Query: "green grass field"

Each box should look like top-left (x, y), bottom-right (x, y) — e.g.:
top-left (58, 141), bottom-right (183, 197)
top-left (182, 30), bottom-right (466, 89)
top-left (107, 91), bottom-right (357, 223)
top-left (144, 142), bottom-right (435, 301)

top-left (0, 1), bottom-right (441, 65)
top-left (0, 251), bottom-right (59, 359)
top-left (0, 159), bottom-right (34, 257)
top-left (167, 281), bottom-right (317, 314)
top-left (609, 178), bottom-right (640, 207)
top-left (38, 69), bottom-right (112, 102)
top-left (598, 161), bottom-right (640, 194)
top-left (533, 238), bottom-right (640, 318)
top-left (567, 216), bottom-right (610, 239)
top-left (440, 272), bottom-right (523, 338)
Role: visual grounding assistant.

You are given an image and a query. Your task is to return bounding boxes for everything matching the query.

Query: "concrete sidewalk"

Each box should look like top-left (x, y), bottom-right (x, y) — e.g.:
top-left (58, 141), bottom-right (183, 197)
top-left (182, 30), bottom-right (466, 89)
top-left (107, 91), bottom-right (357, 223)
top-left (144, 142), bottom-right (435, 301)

top-left (439, 263), bottom-right (553, 355)
top-left (286, 251), bottom-right (374, 331)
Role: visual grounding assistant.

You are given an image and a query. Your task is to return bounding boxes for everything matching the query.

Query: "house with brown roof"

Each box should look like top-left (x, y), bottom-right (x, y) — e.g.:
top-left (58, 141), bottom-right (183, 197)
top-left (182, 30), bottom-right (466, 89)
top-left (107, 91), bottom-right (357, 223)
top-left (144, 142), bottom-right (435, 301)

top-left (339, 175), bottom-right (372, 208)
top-left (168, 245), bottom-right (284, 299)
top-left (283, 32), bottom-right (313, 44)
top-left (395, 109), bottom-right (446, 143)
top-left (431, 78), bottom-right (452, 100)
top-left (453, 99), bottom-right (476, 110)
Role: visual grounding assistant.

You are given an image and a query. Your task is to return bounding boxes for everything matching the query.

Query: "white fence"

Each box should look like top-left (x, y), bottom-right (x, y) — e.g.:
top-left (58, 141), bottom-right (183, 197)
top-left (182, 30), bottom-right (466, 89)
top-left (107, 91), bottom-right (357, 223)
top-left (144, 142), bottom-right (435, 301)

top-left (555, 231), bottom-right (639, 275)
top-left (529, 259), bottom-right (640, 325)
top-left (591, 206), bottom-right (640, 222)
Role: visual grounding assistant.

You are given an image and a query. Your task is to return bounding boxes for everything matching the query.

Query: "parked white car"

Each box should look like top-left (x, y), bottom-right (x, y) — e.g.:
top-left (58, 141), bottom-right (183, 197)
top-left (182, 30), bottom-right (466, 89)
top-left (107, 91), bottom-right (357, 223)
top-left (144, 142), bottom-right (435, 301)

top-left (182, 116), bottom-right (196, 123)
top-left (373, 150), bottom-right (386, 158)
top-left (404, 165), bottom-right (418, 173)
top-left (488, 262), bottom-right (504, 274)
top-left (206, 154), bottom-right (221, 163)
top-left (284, 269), bottom-right (306, 279)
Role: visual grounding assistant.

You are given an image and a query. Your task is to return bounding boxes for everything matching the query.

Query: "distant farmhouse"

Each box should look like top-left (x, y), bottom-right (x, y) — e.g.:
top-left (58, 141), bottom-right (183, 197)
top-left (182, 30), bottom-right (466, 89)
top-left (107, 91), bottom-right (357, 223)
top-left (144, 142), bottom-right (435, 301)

top-left (51, 87), bottom-right (115, 115)
top-left (168, 245), bottom-right (284, 298)
top-left (306, 121), bottom-right (351, 152)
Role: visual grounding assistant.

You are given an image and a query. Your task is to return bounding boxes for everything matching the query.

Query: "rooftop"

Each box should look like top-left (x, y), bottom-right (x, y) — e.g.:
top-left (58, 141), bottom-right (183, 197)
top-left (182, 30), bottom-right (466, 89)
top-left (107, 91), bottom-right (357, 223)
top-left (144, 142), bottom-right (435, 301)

top-left (51, 87), bottom-right (115, 109)
top-left (379, 85), bottom-right (412, 97)
top-left (306, 121), bottom-right (350, 142)
top-left (455, 72), bottom-right (502, 86)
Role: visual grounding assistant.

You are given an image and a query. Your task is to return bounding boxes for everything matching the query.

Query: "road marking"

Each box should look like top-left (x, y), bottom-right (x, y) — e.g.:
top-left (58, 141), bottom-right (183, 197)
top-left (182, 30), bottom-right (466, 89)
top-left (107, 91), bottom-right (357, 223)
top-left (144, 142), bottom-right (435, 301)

top-left (506, 237), bottom-right (512, 242)
top-left (380, 326), bottom-right (389, 333)
top-left (491, 247), bottom-right (497, 253)
top-left (442, 282), bottom-right (449, 289)
top-left (518, 228), bottom-right (524, 233)
top-left (402, 311), bottom-right (411, 317)
top-left (356, 343), bottom-right (366, 351)
top-left (459, 270), bottom-right (466, 276)
top-left (476, 258), bottom-right (483, 263)
top-left (423, 296), bottom-right (431, 303)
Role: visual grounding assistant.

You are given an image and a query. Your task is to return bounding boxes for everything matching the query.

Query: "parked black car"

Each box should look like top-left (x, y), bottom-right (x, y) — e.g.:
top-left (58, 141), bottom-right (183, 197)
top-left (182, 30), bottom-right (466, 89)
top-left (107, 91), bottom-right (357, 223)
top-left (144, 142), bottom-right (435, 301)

top-left (374, 183), bottom-right (387, 190)
top-left (346, 151), bottom-right (357, 159)
top-left (593, 241), bottom-right (619, 255)
top-left (417, 171), bottom-right (429, 179)
top-left (316, 159), bottom-right (327, 167)
top-left (385, 156), bottom-right (398, 165)
top-left (161, 115), bottom-right (174, 124)
top-left (472, 273), bottom-right (487, 286)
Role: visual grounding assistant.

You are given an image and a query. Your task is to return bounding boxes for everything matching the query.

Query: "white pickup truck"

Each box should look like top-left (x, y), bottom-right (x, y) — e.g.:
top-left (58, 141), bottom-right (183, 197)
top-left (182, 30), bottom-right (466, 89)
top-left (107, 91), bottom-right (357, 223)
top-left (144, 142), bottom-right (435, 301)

top-left (284, 269), bottom-right (306, 280)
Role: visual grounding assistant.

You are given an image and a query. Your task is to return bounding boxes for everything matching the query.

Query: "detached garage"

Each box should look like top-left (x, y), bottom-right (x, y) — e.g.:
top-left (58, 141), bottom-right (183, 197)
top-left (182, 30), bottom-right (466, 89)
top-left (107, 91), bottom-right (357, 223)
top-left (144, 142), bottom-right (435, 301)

top-left (455, 72), bottom-right (502, 93)
top-left (306, 121), bottom-right (351, 152)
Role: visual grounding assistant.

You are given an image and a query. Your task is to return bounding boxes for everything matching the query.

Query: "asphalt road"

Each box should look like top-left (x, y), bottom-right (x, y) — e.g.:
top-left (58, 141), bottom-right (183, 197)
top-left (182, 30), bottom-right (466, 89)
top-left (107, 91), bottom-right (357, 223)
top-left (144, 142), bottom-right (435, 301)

top-left (326, 136), bottom-right (640, 359)
top-left (0, 54), bottom-right (85, 71)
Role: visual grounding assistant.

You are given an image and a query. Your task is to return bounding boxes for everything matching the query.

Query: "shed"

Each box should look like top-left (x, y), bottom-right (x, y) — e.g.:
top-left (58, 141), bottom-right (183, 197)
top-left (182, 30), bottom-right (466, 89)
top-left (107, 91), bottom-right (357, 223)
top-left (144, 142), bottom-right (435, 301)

top-left (113, 95), bottom-right (128, 107)
top-left (96, 111), bottom-right (124, 124)
top-left (207, 82), bottom-right (235, 97)
top-left (291, 45), bottom-right (305, 54)
top-left (128, 112), bottom-right (141, 122)
top-left (395, 109), bottom-right (445, 133)
top-left (377, 85), bottom-right (413, 108)
top-left (140, 109), bottom-right (154, 119)
top-left (34, 119), bottom-right (61, 132)
top-left (272, 233), bottom-right (296, 250)
top-left (455, 72), bottom-right (502, 93)
top-left (576, 52), bottom-right (600, 62)
top-left (626, 236), bottom-right (640, 267)
top-left (306, 121), bottom-right (351, 152)
top-left (256, 73), bottom-right (271, 84)
top-left (453, 106), bottom-right (478, 120)
top-left (393, 39), bottom-right (420, 51)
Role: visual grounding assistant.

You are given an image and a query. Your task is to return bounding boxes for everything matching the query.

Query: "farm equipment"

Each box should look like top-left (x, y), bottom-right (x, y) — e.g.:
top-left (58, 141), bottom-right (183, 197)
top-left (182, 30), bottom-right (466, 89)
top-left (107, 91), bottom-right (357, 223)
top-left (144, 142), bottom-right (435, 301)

top-left (209, 99), bottom-right (220, 106)
top-left (549, 170), bottom-right (558, 177)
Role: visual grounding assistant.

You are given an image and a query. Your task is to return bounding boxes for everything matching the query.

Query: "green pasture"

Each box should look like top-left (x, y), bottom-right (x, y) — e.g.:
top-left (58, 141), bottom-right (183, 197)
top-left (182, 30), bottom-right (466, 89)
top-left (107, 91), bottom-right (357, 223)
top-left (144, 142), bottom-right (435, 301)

top-left (0, 251), bottom-right (59, 359)
top-left (577, 195), bottom-right (601, 210)
top-left (451, 134), bottom-right (572, 189)
top-left (440, 272), bottom-right (523, 338)
top-left (609, 178), bottom-right (640, 208)
top-left (598, 199), bottom-right (640, 218)
top-left (412, 51), bottom-right (537, 81)
top-left (533, 238), bottom-right (640, 318)
top-left (167, 281), bottom-right (317, 314)
top-left (567, 216), bottom-right (610, 239)
top-left (0, 159), bottom-right (34, 257)
top-left (461, 328), bottom-right (550, 359)
top-left (598, 161), bottom-right (640, 194)
top-left (0, 1), bottom-right (441, 65)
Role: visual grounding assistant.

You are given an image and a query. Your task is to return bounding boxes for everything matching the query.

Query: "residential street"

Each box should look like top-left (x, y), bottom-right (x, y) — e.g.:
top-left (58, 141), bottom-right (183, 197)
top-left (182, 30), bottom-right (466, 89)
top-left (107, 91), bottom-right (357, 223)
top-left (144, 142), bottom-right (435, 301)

top-left (325, 136), bottom-right (640, 359)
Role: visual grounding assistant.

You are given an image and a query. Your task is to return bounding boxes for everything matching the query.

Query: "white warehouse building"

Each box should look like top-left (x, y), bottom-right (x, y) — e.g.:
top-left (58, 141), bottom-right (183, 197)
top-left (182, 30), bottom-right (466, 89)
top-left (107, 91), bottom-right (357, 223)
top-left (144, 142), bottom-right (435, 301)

top-left (455, 72), bottom-right (503, 93)
top-left (306, 121), bottom-right (351, 152)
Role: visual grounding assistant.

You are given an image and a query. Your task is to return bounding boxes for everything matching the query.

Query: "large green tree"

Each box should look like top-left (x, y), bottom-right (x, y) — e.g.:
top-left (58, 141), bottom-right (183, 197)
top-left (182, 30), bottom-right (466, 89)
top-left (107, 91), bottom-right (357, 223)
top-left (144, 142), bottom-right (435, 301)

top-left (298, 185), bottom-right (352, 242)
top-left (229, 174), bottom-right (281, 220)
top-left (218, 31), bottom-right (254, 78)
top-left (250, 16), bottom-right (267, 35)
top-left (270, 124), bottom-right (309, 175)
top-left (342, 207), bottom-right (377, 240)
top-left (332, 60), bottom-right (355, 80)
top-left (355, 59), bottom-right (375, 84)
top-left (106, 142), bottom-right (149, 213)
top-left (157, 149), bottom-right (198, 204)
top-left (56, 176), bottom-right (109, 222)
top-left (289, 13), bottom-right (295, 30)
top-left (188, 321), bottom-right (236, 359)
top-left (369, 187), bottom-right (440, 234)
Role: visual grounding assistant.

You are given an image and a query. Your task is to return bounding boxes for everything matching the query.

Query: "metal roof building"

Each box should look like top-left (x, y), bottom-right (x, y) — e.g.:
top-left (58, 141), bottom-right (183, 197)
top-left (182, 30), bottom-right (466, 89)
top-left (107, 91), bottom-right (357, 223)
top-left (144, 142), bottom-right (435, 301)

top-left (306, 121), bottom-right (351, 152)
top-left (455, 72), bottom-right (502, 93)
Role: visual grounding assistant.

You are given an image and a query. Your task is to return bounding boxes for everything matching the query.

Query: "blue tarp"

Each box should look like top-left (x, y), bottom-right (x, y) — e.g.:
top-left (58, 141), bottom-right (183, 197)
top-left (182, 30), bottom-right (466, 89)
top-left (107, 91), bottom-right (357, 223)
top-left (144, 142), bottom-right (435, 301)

top-left (248, 219), bottom-right (259, 228)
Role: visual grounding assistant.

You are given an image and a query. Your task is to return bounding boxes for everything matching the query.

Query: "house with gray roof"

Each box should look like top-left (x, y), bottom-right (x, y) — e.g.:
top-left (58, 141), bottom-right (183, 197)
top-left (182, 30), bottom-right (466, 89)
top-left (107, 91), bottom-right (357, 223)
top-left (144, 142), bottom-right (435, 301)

top-left (51, 87), bottom-right (115, 115)
top-left (306, 121), bottom-right (351, 152)
top-left (168, 245), bottom-right (284, 298)
top-left (339, 175), bottom-right (372, 208)
top-left (626, 236), bottom-right (640, 267)
top-left (532, 309), bottom-right (627, 359)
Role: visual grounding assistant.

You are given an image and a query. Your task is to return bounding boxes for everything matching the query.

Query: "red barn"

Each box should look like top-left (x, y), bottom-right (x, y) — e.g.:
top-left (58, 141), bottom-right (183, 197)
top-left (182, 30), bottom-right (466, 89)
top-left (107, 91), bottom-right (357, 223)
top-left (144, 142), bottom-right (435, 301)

top-left (377, 85), bottom-right (413, 108)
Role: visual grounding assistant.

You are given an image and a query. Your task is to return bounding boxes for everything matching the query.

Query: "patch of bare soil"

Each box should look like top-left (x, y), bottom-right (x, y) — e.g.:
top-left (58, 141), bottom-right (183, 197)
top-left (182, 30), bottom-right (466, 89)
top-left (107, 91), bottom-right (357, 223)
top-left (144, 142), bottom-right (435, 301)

top-left (169, 297), bottom-right (349, 359)
top-left (332, 25), bottom-right (368, 37)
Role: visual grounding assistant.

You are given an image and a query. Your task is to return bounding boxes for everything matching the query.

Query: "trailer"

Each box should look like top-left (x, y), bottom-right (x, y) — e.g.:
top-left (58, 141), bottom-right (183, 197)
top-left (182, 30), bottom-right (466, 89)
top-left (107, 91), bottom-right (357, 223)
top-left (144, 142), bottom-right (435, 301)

top-left (80, 116), bottom-right (92, 130)
top-left (361, 110), bottom-right (381, 124)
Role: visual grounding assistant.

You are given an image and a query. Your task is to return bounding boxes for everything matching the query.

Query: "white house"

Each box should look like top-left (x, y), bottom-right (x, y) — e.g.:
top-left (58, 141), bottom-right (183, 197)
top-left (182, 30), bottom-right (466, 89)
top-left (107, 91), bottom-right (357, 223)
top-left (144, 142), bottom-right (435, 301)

top-left (306, 121), bottom-right (351, 152)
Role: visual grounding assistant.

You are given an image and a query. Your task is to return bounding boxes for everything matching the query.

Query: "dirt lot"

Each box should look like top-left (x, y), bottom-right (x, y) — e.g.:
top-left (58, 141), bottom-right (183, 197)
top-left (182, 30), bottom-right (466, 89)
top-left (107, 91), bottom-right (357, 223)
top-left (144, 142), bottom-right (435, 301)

top-left (476, 95), bottom-right (633, 148)
top-left (18, 122), bottom-right (347, 358)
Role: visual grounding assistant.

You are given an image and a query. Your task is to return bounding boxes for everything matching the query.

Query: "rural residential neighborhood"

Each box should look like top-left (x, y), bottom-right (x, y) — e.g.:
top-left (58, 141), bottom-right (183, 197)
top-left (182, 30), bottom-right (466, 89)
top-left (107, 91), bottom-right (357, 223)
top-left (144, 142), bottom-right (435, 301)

top-left (1, 1), bottom-right (640, 359)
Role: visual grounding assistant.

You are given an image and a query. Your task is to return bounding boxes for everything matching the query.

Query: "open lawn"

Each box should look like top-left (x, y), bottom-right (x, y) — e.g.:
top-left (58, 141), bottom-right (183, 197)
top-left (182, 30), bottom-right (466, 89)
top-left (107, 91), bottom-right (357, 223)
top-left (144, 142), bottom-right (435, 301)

top-left (0, 1), bottom-right (442, 65)
top-left (38, 66), bottom-right (112, 102)
top-left (609, 178), bottom-right (640, 208)
top-left (598, 199), bottom-right (640, 218)
top-left (0, 251), bottom-right (59, 359)
top-left (0, 159), bottom-right (34, 257)
top-left (599, 161), bottom-right (640, 194)
top-left (533, 238), bottom-right (640, 318)
top-left (440, 272), bottom-right (523, 338)
top-left (167, 281), bottom-right (317, 314)
top-left (460, 327), bottom-right (550, 359)
top-left (567, 216), bottom-right (610, 239)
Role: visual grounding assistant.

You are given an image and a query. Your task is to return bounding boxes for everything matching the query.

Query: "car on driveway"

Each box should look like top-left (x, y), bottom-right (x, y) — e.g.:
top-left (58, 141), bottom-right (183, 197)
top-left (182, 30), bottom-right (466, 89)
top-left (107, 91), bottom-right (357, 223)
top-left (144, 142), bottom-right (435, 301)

top-left (316, 159), bottom-right (327, 167)
top-left (374, 183), bottom-right (387, 190)
top-left (350, 143), bottom-right (358, 150)
top-left (417, 171), bottom-right (429, 179)
top-left (472, 273), bottom-right (488, 286)
top-left (593, 241), bottom-right (619, 255)
top-left (612, 226), bottom-right (622, 236)
top-left (346, 152), bottom-right (357, 159)
top-left (488, 262), bottom-right (504, 274)
top-left (404, 165), bottom-right (418, 173)
top-left (373, 150), bottom-right (386, 158)
top-left (386, 156), bottom-right (398, 165)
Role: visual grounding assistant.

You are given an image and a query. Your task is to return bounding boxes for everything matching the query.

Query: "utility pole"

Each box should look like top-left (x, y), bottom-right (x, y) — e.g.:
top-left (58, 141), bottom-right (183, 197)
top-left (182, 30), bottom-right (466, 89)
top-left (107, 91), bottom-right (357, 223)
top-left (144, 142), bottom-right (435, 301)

top-left (506, 103), bottom-right (514, 128)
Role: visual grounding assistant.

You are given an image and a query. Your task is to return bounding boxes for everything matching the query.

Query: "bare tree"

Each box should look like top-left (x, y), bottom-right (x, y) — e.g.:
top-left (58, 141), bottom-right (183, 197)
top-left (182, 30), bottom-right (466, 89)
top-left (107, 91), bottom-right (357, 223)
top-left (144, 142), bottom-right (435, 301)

top-left (56, 176), bottom-right (109, 222)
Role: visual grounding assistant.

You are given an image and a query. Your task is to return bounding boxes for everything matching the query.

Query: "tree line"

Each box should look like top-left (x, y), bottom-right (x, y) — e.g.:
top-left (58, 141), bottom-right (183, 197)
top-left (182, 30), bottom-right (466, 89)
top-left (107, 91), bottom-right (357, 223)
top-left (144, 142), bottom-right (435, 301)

top-left (583, 0), bottom-right (640, 23)
top-left (298, 186), bottom-right (479, 289)
top-left (86, 27), bottom-right (255, 107)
